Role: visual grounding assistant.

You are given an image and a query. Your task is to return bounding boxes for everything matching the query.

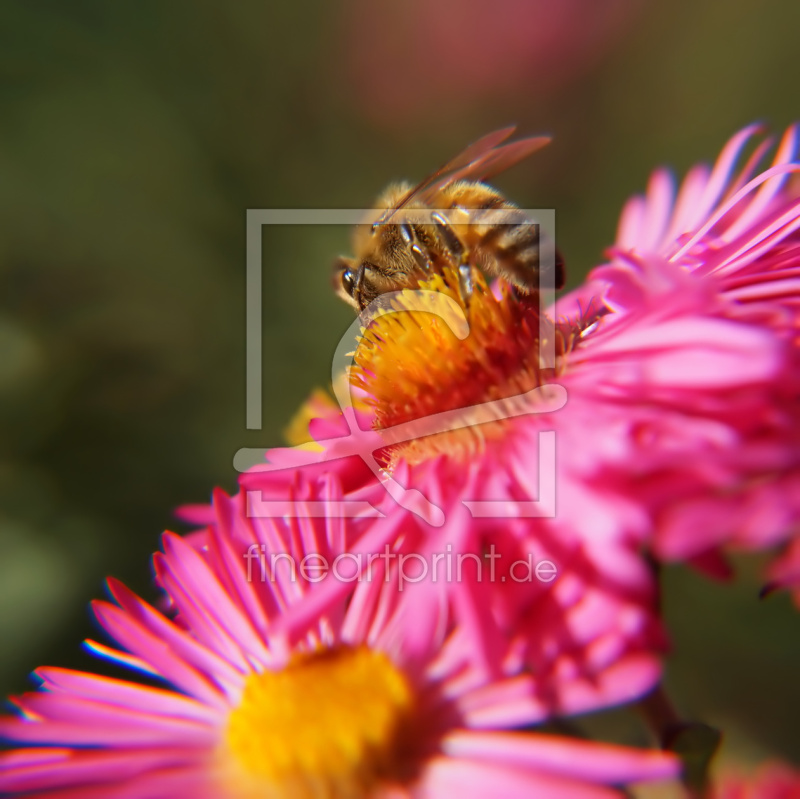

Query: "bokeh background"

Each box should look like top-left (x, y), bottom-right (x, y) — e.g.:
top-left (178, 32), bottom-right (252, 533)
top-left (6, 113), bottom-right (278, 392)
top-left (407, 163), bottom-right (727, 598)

top-left (1, 0), bottom-right (798, 774)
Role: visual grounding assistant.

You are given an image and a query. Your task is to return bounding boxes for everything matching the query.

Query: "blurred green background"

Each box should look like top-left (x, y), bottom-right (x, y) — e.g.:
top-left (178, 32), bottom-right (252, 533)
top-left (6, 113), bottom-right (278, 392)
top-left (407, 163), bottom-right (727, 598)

top-left (0, 0), bottom-right (798, 769)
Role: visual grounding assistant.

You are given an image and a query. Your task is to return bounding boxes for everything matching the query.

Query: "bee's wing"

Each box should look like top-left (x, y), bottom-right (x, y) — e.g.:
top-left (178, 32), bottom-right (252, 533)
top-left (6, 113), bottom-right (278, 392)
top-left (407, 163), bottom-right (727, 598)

top-left (374, 126), bottom-right (519, 228)
top-left (416, 135), bottom-right (551, 204)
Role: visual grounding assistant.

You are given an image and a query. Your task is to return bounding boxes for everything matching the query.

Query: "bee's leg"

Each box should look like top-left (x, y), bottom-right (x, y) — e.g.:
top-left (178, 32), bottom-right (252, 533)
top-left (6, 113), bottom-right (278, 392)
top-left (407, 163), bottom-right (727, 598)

top-left (457, 263), bottom-right (474, 300)
top-left (399, 222), bottom-right (433, 274)
top-left (432, 212), bottom-right (465, 262)
top-left (410, 244), bottom-right (433, 273)
top-left (353, 262), bottom-right (368, 310)
top-left (432, 212), bottom-right (473, 300)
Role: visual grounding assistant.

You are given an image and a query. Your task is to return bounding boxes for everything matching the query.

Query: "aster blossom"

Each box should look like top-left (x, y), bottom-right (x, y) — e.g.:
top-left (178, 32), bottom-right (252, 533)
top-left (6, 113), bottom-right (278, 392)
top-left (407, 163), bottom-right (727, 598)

top-left (0, 477), bottom-right (677, 798)
top-left (5, 123), bottom-right (797, 798)
top-left (201, 126), bottom-right (800, 756)
top-left (220, 281), bottom-right (670, 722)
top-left (591, 123), bottom-right (800, 573)
top-left (273, 123), bottom-right (800, 595)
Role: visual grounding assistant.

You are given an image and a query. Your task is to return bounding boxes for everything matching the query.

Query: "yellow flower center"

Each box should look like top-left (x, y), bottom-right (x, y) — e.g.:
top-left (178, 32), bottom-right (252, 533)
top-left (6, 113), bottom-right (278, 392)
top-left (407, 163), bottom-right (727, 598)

top-left (226, 645), bottom-right (417, 798)
top-left (351, 267), bottom-right (574, 465)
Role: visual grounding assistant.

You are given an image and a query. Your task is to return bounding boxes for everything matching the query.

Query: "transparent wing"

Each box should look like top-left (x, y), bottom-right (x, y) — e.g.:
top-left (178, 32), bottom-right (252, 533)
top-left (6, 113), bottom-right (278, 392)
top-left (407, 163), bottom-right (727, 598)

top-left (416, 136), bottom-right (551, 204)
top-left (374, 126), bottom-right (550, 228)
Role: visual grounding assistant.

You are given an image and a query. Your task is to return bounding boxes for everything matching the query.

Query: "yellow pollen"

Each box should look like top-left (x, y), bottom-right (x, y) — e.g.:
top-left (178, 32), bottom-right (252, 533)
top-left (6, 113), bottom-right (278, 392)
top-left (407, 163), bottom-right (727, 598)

top-left (226, 645), bottom-right (416, 797)
top-left (351, 267), bottom-right (572, 465)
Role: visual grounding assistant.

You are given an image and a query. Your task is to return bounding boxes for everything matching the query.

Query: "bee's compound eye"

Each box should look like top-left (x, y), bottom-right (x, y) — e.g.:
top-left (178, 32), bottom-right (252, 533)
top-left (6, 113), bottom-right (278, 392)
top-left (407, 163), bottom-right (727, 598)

top-left (342, 269), bottom-right (357, 296)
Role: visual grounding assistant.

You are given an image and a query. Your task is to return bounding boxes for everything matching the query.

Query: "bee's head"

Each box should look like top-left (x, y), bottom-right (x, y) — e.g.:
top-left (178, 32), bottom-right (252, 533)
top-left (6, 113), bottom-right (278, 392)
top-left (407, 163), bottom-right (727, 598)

top-left (332, 256), bottom-right (379, 311)
top-left (332, 256), bottom-right (358, 309)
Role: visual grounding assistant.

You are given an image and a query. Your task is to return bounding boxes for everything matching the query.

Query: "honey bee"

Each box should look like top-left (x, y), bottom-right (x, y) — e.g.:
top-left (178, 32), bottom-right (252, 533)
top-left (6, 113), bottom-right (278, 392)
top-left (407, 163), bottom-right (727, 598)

top-left (333, 126), bottom-right (565, 311)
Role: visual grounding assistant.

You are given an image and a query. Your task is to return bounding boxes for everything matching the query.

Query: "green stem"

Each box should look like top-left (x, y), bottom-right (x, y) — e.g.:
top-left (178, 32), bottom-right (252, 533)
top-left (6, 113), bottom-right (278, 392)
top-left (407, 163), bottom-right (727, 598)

top-left (638, 684), bottom-right (722, 798)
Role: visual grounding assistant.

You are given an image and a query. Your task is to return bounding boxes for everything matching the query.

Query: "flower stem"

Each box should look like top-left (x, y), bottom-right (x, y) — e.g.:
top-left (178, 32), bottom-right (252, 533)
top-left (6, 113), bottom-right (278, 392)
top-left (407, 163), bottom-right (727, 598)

top-left (638, 684), bottom-right (721, 798)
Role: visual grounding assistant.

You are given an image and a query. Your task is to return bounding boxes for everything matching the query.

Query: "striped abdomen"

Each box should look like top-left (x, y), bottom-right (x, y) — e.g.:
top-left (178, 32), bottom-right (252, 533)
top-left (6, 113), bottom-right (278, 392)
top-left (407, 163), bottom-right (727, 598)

top-left (430, 182), bottom-right (564, 291)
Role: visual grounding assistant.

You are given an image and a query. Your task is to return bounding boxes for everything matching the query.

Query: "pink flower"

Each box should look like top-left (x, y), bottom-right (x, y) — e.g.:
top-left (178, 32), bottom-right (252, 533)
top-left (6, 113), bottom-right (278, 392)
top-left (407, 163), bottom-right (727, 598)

top-left (235, 273), bottom-right (673, 719)
top-left (711, 762), bottom-right (800, 799)
top-left (185, 447), bottom-right (667, 723)
top-left (363, 126), bottom-right (800, 579)
top-left (0, 478), bottom-right (678, 798)
top-left (256, 125), bottom-right (800, 711)
top-left (589, 124), bottom-right (800, 571)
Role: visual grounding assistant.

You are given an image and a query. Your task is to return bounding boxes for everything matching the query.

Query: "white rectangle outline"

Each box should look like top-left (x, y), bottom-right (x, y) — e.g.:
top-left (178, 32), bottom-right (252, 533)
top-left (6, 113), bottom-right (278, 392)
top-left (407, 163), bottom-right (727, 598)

top-left (239, 209), bottom-right (560, 520)
top-left (244, 208), bottom-right (558, 431)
